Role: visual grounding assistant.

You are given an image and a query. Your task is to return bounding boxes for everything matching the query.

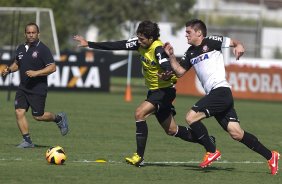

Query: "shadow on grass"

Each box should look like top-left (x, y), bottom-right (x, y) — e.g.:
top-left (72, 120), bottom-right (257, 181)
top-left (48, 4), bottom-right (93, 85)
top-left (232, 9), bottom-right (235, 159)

top-left (144, 162), bottom-right (235, 172)
top-left (144, 163), bottom-right (269, 175)
top-left (34, 144), bottom-right (51, 148)
top-left (8, 144), bottom-right (51, 148)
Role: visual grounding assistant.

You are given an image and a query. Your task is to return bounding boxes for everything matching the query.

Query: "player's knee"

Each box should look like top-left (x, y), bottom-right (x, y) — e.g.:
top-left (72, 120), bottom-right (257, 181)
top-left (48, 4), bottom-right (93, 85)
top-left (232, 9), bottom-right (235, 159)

top-left (15, 109), bottom-right (25, 118)
top-left (230, 134), bottom-right (240, 141)
top-left (135, 108), bottom-right (145, 120)
top-left (185, 114), bottom-right (194, 125)
top-left (15, 109), bottom-right (24, 115)
top-left (166, 126), bottom-right (178, 136)
top-left (33, 115), bottom-right (43, 121)
top-left (227, 122), bottom-right (244, 141)
top-left (185, 110), bottom-right (204, 125)
top-left (229, 129), bottom-right (244, 141)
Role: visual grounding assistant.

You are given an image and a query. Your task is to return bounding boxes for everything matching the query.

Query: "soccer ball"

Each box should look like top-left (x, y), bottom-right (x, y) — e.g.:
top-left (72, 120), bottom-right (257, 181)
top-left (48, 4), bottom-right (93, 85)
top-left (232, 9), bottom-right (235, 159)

top-left (45, 146), bottom-right (67, 165)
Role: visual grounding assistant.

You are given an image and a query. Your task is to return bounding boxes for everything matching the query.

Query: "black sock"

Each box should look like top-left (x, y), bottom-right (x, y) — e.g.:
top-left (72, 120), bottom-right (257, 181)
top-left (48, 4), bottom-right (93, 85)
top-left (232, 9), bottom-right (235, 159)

top-left (190, 121), bottom-right (216, 152)
top-left (23, 133), bottom-right (32, 144)
top-left (54, 114), bottom-right (62, 124)
top-left (240, 131), bottom-right (272, 160)
top-left (174, 126), bottom-right (197, 143)
top-left (136, 121), bottom-right (148, 158)
top-left (175, 126), bottom-right (216, 146)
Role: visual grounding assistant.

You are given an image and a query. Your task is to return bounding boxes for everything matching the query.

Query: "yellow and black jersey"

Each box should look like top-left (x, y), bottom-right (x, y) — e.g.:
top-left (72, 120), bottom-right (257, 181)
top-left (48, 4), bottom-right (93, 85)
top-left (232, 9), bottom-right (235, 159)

top-left (88, 37), bottom-right (177, 90)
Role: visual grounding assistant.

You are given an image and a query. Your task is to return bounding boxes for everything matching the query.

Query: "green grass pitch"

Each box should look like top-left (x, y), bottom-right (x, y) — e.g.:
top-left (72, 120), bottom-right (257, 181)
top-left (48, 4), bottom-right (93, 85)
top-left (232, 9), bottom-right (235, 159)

top-left (0, 90), bottom-right (281, 184)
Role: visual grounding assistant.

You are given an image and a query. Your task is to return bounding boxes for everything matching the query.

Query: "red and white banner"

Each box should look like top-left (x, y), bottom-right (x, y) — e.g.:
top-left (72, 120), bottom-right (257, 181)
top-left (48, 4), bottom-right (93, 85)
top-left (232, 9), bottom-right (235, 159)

top-left (176, 65), bottom-right (282, 101)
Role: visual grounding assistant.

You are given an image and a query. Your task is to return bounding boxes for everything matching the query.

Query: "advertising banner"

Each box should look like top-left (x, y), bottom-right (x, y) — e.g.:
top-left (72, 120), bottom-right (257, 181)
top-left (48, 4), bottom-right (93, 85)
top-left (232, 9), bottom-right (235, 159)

top-left (176, 65), bottom-right (282, 101)
top-left (0, 61), bottom-right (110, 91)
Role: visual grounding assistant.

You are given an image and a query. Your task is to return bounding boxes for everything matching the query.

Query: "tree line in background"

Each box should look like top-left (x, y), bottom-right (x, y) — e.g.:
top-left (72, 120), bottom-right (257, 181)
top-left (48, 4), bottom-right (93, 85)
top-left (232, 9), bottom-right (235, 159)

top-left (0, 0), bottom-right (195, 50)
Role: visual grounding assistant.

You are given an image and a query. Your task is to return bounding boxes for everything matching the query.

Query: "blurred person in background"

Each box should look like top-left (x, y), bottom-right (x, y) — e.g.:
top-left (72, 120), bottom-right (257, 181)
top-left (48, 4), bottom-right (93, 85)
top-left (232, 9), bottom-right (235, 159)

top-left (1, 22), bottom-right (69, 148)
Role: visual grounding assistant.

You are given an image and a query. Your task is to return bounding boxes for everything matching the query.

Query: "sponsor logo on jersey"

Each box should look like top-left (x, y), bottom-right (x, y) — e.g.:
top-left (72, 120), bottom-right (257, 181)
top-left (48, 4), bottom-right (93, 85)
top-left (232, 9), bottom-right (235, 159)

top-left (32, 51), bottom-right (38, 58)
top-left (151, 61), bottom-right (156, 66)
top-left (18, 52), bottom-right (24, 60)
top-left (190, 53), bottom-right (209, 65)
top-left (208, 36), bottom-right (222, 42)
top-left (181, 52), bottom-right (188, 61)
top-left (126, 41), bottom-right (137, 48)
top-left (202, 45), bottom-right (209, 53)
top-left (140, 56), bottom-right (156, 66)
top-left (140, 56), bottom-right (148, 63)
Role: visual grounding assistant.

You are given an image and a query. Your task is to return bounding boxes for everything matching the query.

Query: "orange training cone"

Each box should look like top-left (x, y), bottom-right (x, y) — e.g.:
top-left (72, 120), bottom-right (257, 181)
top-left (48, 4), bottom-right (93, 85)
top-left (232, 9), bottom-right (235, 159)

top-left (125, 85), bottom-right (132, 102)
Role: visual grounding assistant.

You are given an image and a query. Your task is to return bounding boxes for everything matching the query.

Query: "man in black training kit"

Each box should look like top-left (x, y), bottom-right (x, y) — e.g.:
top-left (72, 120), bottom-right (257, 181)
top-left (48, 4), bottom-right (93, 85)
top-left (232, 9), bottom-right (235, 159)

top-left (74, 20), bottom-right (215, 167)
top-left (1, 22), bottom-right (69, 148)
top-left (163, 19), bottom-right (279, 175)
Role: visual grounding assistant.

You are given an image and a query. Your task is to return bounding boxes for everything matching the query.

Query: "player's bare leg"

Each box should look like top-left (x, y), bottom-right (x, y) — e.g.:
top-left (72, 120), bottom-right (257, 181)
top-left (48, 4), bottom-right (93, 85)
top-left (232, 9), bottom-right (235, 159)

top-left (15, 108), bottom-right (29, 135)
top-left (125, 101), bottom-right (155, 167)
top-left (15, 108), bottom-right (34, 148)
top-left (33, 112), bottom-right (56, 122)
top-left (33, 112), bottom-right (69, 136)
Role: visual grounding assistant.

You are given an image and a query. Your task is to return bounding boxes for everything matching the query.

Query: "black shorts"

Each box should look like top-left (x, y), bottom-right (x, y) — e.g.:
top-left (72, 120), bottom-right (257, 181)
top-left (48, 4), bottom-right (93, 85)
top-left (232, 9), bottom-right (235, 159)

top-left (191, 87), bottom-right (240, 131)
top-left (15, 89), bottom-right (46, 116)
top-left (146, 86), bottom-right (176, 123)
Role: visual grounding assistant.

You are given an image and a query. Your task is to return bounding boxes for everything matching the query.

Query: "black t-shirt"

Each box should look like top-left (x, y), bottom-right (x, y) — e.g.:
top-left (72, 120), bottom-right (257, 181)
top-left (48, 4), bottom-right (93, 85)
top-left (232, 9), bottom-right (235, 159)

top-left (15, 40), bottom-right (54, 95)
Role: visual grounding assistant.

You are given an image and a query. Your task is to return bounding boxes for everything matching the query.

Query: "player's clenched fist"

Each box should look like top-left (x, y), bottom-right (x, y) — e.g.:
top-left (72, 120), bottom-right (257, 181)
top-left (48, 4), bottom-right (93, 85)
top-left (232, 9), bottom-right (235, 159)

top-left (1, 66), bottom-right (11, 76)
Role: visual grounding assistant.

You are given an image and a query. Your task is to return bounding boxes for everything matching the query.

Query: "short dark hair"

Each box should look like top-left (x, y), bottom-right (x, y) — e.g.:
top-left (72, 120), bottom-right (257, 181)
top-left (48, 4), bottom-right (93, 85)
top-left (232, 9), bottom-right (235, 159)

top-left (136, 20), bottom-right (160, 40)
top-left (25, 22), bottom-right (40, 33)
top-left (185, 19), bottom-right (207, 37)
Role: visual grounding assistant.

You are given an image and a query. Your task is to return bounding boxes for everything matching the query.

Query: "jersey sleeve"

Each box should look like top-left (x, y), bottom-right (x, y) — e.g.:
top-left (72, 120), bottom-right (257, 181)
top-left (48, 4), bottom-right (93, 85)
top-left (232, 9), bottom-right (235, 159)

top-left (88, 37), bottom-right (139, 51)
top-left (14, 45), bottom-right (24, 64)
top-left (155, 46), bottom-right (172, 71)
top-left (15, 46), bottom-right (20, 63)
top-left (206, 35), bottom-right (229, 50)
top-left (222, 37), bottom-right (231, 48)
top-left (180, 50), bottom-right (193, 71)
top-left (41, 45), bottom-right (55, 66)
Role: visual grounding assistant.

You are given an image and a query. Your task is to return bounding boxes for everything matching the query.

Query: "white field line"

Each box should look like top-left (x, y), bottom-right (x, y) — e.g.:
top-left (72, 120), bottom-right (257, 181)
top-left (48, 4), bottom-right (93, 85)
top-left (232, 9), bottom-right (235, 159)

top-left (0, 158), bottom-right (264, 164)
top-left (73, 160), bottom-right (265, 164)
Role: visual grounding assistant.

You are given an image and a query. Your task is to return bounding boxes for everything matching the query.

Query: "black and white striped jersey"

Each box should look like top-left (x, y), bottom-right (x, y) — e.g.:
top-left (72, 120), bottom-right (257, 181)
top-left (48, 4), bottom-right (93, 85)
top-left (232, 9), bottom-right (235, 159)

top-left (180, 35), bottom-right (231, 94)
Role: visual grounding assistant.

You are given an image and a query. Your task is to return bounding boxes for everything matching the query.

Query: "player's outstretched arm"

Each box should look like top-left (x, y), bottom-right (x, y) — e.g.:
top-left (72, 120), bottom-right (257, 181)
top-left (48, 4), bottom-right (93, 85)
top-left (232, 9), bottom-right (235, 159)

top-left (73, 35), bottom-right (89, 47)
top-left (73, 35), bottom-right (135, 51)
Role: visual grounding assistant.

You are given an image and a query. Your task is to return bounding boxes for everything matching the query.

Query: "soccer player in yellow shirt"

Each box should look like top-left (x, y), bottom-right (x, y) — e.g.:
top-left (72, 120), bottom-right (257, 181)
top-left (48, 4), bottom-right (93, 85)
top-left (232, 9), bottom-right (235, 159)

top-left (74, 20), bottom-right (215, 167)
